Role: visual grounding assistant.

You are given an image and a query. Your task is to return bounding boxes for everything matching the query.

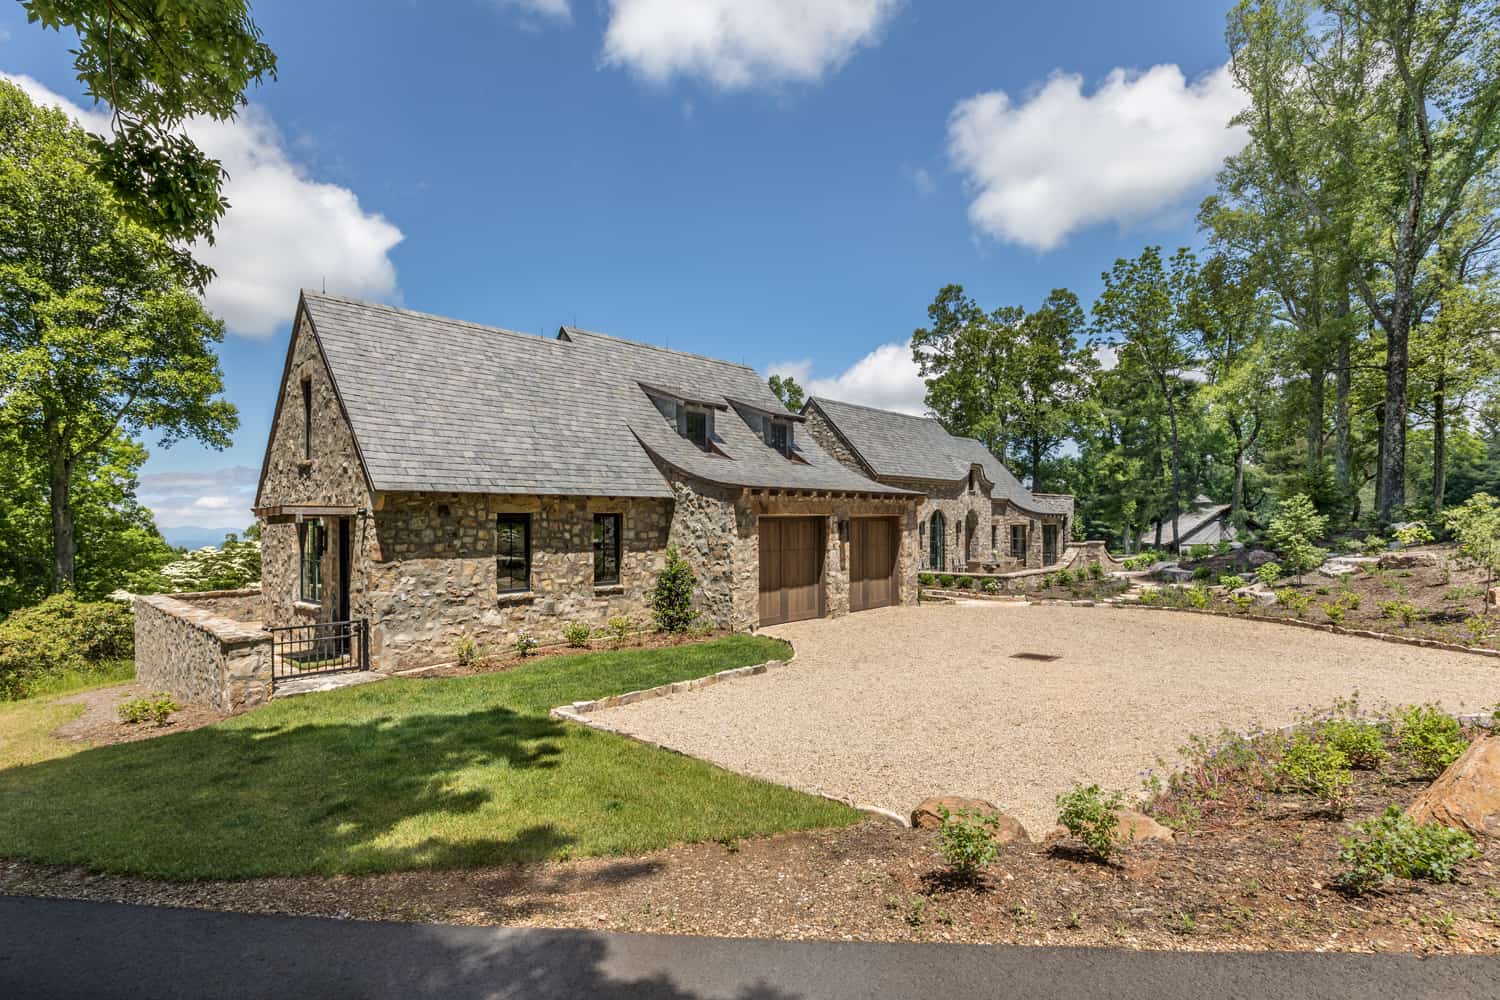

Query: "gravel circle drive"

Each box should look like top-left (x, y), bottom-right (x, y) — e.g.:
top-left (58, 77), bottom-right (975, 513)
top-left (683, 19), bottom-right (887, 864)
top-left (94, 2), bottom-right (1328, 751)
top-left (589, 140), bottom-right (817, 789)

top-left (591, 603), bottom-right (1500, 834)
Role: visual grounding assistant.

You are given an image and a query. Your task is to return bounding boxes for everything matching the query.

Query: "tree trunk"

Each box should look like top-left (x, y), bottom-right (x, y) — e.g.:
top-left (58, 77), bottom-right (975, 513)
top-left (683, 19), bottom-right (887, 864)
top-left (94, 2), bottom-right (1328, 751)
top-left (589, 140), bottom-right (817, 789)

top-left (1307, 362), bottom-right (1325, 476)
top-left (1378, 299), bottom-right (1410, 523)
top-left (1030, 433), bottom-right (1042, 493)
top-left (48, 448), bottom-right (75, 592)
top-left (1334, 329), bottom-right (1352, 495)
top-left (1164, 382), bottom-right (1184, 553)
top-left (1433, 377), bottom-right (1446, 515)
top-left (1232, 446), bottom-right (1246, 518)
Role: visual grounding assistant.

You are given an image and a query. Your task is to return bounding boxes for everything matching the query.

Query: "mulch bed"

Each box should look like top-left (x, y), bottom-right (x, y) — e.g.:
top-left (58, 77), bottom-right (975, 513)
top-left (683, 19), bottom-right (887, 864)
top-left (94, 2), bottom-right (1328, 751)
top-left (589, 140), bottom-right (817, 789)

top-left (5, 771), bottom-right (1498, 953)
top-left (49, 684), bottom-right (226, 747)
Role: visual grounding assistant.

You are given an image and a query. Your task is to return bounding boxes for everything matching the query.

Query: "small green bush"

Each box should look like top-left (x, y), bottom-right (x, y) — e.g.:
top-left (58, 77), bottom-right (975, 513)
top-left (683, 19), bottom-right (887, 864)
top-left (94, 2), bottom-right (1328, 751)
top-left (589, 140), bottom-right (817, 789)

top-left (1320, 719), bottom-right (1388, 769)
top-left (1394, 705), bottom-right (1469, 776)
top-left (1218, 574), bottom-right (1246, 591)
top-left (1444, 585), bottom-right (1485, 603)
top-left (562, 621), bottom-right (592, 648)
top-left (118, 692), bottom-right (179, 727)
top-left (1361, 535), bottom-right (1389, 556)
top-left (1230, 594), bottom-right (1254, 613)
top-left (1055, 784), bottom-right (1126, 861)
top-left (606, 615), bottom-right (634, 647)
top-left (514, 632), bottom-right (539, 658)
top-left (1275, 588), bottom-right (1313, 617)
top-left (1379, 600), bottom-right (1419, 627)
top-left (938, 574), bottom-right (954, 589)
top-left (452, 635), bottom-right (480, 666)
top-left (1087, 561), bottom-right (1104, 580)
top-left (1341, 591), bottom-right (1362, 610)
top-left (918, 572), bottom-right (936, 587)
top-left (936, 806), bottom-right (1002, 879)
top-left (1393, 521), bottom-right (1435, 547)
top-left (956, 575), bottom-right (975, 591)
top-left (1464, 616), bottom-right (1491, 645)
top-left (1275, 734), bottom-right (1352, 816)
top-left (1322, 601), bottom-right (1346, 625)
top-left (1185, 584), bottom-right (1211, 609)
top-left (1188, 543), bottom-right (1213, 562)
top-left (981, 578), bottom-right (1001, 595)
top-left (650, 546), bottom-right (698, 633)
top-left (1191, 566), bottom-right (1212, 581)
top-left (1139, 588), bottom-right (1162, 606)
top-left (1255, 562), bottom-right (1283, 587)
top-left (1335, 805), bottom-right (1479, 895)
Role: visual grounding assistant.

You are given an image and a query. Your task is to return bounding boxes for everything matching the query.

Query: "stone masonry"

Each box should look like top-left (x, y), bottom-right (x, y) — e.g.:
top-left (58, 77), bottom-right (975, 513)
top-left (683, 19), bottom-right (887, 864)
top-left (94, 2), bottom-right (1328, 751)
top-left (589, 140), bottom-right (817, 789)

top-left (134, 592), bottom-right (272, 711)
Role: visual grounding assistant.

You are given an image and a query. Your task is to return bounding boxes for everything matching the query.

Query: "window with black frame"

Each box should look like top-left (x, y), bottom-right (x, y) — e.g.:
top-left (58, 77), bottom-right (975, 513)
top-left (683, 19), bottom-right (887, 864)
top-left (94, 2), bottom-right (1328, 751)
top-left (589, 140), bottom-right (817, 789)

top-left (593, 513), bottom-right (621, 586)
top-left (1010, 524), bottom-right (1027, 559)
top-left (767, 419), bottom-right (790, 455)
top-left (684, 408), bottom-right (710, 450)
top-left (496, 514), bottom-right (531, 593)
top-left (299, 520), bottom-right (324, 603)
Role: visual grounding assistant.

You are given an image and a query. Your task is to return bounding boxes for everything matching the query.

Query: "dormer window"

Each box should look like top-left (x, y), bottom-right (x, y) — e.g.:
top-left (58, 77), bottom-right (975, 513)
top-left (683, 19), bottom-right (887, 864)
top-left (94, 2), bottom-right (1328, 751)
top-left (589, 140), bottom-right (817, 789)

top-left (766, 418), bottom-right (791, 456)
top-left (684, 407), bottom-right (711, 450)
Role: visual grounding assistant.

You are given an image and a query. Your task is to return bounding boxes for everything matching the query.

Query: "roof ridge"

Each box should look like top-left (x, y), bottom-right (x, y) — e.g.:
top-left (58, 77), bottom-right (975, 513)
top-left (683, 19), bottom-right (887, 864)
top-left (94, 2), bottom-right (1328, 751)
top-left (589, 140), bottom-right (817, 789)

top-left (561, 325), bottom-right (761, 375)
top-left (811, 396), bottom-right (935, 421)
top-left (302, 290), bottom-right (562, 348)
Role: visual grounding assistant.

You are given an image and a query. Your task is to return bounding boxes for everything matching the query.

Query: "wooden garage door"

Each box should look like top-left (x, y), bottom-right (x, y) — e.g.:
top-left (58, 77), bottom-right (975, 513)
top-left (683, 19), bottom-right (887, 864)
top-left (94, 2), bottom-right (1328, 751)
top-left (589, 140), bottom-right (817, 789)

top-left (759, 517), bottom-right (824, 627)
top-left (850, 517), bottom-right (898, 613)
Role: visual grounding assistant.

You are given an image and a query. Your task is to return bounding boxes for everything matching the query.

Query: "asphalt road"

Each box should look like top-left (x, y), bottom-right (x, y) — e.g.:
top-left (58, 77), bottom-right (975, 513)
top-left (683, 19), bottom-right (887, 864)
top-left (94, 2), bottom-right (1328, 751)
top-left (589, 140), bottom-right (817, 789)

top-left (2, 894), bottom-right (1498, 999)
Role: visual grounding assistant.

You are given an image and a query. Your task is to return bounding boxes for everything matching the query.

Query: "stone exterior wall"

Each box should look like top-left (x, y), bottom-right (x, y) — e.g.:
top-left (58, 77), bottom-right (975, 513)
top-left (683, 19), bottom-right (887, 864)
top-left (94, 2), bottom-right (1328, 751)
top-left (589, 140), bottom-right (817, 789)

top-left (803, 406), bottom-right (868, 477)
top-left (360, 492), bottom-right (671, 671)
top-left (168, 587), bottom-right (263, 622)
top-left (134, 594), bottom-right (272, 711)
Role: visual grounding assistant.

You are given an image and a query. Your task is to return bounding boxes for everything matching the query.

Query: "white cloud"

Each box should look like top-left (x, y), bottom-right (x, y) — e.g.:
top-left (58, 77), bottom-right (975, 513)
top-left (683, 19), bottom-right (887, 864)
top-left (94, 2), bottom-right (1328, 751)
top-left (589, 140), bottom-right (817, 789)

top-left (946, 63), bottom-right (1248, 252)
top-left (602, 0), bottom-right (900, 90)
top-left (770, 342), bottom-right (926, 416)
top-left (491, 0), bottom-right (571, 22)
top-left (902, 164), bottom-right (936, 197)
top-left (3, 73), bottom-right (403, 337)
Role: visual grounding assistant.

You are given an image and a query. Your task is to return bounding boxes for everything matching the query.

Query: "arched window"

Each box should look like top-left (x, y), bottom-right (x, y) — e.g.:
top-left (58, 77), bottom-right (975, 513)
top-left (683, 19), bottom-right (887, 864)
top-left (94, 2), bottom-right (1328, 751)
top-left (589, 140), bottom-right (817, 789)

top-left (929, 511), bottom-right (946, 572)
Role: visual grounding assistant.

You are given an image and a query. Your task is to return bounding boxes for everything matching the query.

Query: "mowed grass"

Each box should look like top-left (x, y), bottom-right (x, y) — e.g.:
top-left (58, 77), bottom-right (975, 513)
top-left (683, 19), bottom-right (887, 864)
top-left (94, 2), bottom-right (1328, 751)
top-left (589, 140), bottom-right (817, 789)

top-left (0, 635), bottom-right (858, 879)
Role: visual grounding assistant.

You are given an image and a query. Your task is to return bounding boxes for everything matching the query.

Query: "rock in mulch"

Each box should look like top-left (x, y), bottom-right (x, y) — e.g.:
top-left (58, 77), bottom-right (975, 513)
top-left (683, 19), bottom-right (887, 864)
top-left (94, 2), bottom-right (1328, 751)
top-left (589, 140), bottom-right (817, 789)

top-left (1487, 586), bottom-right (1499, 611)
top-left (910, 796), bottom-right (1031, 843)
top-left (1406, 736), bottom-right (1500, 839)
top-left (1378, 550), bottom-right (1440, 570)
top-left (1046, 809), bottom-right (1175, 845)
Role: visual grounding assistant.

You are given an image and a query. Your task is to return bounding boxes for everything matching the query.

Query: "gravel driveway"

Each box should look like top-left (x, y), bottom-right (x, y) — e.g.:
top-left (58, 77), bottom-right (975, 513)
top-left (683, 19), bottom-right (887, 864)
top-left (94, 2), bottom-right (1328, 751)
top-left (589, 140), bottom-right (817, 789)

top-left (591, 603), bottom-right (1500, 834)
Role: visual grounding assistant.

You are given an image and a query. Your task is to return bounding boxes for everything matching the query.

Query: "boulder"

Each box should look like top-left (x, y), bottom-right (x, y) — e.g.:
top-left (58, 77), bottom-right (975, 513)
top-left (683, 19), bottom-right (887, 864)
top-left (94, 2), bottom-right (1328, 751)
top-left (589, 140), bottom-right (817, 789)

top-left (1406, 736), bottom-right (1500, 839)
top-left (1244, 549), bottom-right (1277, 568)
top-left (1045, 808), bottom-right (1175, 845)
top-left (1378, 550), bottom-right (1440, 570)
top-left (1487, 586), bottom-right (1498, 612)
top-left (1318, 556), bottom-right (1377, 579)
top-left (910, 796), bottom-right (1031, 843)
top-left (1233, 584), bottom-right (1278, 606)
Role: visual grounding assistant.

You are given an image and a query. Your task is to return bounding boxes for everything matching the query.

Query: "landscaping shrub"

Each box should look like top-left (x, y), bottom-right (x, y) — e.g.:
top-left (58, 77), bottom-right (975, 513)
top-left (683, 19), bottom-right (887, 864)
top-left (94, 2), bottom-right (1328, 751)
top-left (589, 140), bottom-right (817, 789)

top-left (1191, 566), bottom-right (1212, 581)
top-left (1185, 584), bottom-right (1211, 609)
top-left (118, 692), bottom-right (179, 727)
top-left (1321, 601), bottom-right (1346, 625)
top-left (1275, 588), bottom-right (1313, 617)
top-left (562, 621), bottom-right (591, 648)
top-left (1341, 591), bottom-right (1362, 610)
top-left (1055, 784), bottom-right (1125, 861)
top-left (938, 574), bottom-right (954, 589)
top-left (514, 632), bottom-right (539, 658)
top-left (1394, 705), bottom-right (1469, 776)
top-left (1255, 562), bottom-right (1283, 587)
top-left (1139, 588), bottom-right (1162, 606)
top-left (1464, 616), bottom-right (1492, 645)
top-left (1188, 543), bottom-right (1213, 562)
top-left (1360, 535), bottom-right (1388, 556)
top-left (1445, 584), bottom-right (1486, 603)
top-left (956, 575), bottom-right (975, 591)
top-left (650, 547), bottom-right (698, 633)
top-left (918, 573), bottom-right (936, 587)
top-left (452, 635), bottom-right (480, 666)
top-left (981, 578), bottom-right (1000, 595)
top-left (1267, 495), bottom-right (1329, 584)
top-left (1320, 719), bottom-right (1388, 769)
top-left (1275, 734), bottom-right (1352, 816)
top-left (936, 806), bottom-right (1002, 880)
top-left (606, 615), bottom-right (634, 647)
top-left (1218, 574), bottom-right (1246, 591)
top-left (1444, 493), bottom-right (1500, 594)
top-left (1087, 561), bottom-right (1103, 580)
top-left (1143, 730), bottom-right (1278, 831)
top-left (1335, 806), bottom-right (1479, 895)
top-left (1379, 600), bottom-right (1419, 627)
top-left (1393, 522), bottom-right (1435, 547)
top-left (1229, 594), bottom-right (1254, 613)
top-left (0, 593), bottom-right (134, 700)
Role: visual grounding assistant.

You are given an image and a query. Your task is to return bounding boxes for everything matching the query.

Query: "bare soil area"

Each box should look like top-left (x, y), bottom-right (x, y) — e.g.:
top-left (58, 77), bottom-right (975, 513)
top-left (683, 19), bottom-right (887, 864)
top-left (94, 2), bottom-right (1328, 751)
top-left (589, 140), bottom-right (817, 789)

top-left (5, 770), bottom-right (1499, 954)
top-left (49, 684), bottom-right (225, 746)
top-left (590, 603), bottom-right (1500, 833)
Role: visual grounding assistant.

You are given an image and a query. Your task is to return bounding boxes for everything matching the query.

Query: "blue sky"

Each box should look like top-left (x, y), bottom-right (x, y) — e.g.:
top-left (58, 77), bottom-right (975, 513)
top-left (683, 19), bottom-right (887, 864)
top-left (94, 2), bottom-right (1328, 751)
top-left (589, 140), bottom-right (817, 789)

top-left (2, 1), bottom-right (1246, 546)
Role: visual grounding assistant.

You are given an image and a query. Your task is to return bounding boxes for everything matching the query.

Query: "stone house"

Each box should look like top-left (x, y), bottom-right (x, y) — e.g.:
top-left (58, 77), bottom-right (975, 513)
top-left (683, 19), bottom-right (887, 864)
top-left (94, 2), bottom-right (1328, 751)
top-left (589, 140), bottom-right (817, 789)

top-left (803, 397), bottom-right (1074, 573)
top-left (251, 292), bottom-right (921, 672)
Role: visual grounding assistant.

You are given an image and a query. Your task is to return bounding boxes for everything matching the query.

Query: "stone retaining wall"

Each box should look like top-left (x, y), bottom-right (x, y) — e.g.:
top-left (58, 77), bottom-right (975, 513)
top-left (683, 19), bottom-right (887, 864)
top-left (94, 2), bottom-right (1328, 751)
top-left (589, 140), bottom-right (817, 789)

top-left (166, 587), bottom-right (263, 622)
top-left (133, 594), bottom-right (273, 711)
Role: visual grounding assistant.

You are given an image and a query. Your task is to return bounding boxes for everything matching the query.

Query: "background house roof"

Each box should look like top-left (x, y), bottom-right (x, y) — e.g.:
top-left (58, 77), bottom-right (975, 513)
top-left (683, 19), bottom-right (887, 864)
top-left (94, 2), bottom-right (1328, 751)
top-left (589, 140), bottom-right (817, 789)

top-left (299, 293), bottom-right (909, 498)
top-left (1138, 502), bottom-right (1235, 547)
top-left (807, 397), bottom-right (1068, 516)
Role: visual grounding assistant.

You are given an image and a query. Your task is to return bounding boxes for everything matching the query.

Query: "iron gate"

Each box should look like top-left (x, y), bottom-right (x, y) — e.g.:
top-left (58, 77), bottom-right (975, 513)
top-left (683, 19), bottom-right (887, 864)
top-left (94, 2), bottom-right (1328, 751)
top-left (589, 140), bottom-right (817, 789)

top-left (269, 619), bottom-right (369, 687)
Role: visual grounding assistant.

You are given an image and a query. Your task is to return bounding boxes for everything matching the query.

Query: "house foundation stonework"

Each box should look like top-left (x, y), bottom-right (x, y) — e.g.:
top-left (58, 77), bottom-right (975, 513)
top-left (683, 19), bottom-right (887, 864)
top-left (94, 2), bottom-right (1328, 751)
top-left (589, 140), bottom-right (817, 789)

top-left (243, 292), bottom-right (921, 680)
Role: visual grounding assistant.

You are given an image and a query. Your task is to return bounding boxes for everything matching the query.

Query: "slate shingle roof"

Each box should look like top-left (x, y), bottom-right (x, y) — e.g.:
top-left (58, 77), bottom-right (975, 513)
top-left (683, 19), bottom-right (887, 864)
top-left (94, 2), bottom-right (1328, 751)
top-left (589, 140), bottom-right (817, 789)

top-left (807, 396), bottom-right (1068, 516)
top-left (1138, 503), bottom-right (1235, 547)
top-left (299, 292), bottom-right (911, 499)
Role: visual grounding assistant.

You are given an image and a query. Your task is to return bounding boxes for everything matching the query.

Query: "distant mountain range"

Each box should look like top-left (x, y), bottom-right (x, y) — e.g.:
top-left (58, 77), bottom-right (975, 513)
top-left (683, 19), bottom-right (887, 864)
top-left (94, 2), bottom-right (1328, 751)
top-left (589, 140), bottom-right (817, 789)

top-left (161, 527), bottom-right (244, 551)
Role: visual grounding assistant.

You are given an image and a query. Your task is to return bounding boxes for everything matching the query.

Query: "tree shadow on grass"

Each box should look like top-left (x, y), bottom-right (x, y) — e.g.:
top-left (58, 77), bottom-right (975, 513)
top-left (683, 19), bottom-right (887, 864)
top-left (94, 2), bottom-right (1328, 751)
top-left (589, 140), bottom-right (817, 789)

top-left (0, 703), bottom-right (588, 878)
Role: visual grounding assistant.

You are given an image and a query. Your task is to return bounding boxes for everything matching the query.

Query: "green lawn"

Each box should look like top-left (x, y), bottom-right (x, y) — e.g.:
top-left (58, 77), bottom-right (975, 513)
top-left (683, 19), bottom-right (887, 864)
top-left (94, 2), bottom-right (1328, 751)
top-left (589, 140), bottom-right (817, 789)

top-left (0, 635), bottom-right (858, 879)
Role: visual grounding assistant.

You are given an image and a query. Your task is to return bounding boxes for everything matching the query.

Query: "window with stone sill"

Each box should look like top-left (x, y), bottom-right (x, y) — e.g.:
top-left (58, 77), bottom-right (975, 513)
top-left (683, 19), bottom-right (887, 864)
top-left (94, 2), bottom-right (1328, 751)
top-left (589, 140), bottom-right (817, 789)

top-left (496, 513), bottom-right (530, 594)
top-left (593, 513), bottom-right (622, 586)
top-left (299, 519), bottom-right (324, 603)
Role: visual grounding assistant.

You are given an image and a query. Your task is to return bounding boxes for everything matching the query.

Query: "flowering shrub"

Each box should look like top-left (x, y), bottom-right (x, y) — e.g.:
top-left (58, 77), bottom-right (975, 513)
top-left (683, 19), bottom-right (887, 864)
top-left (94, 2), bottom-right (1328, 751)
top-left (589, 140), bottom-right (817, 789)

top-left (514, 632), bottom-right (539, 658)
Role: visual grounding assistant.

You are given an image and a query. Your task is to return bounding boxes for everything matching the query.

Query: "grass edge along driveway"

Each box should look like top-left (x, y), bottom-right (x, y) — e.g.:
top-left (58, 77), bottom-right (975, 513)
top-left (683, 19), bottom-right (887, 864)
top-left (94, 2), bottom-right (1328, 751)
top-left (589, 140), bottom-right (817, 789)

top-left (0, 635), bottom-right (858, 880)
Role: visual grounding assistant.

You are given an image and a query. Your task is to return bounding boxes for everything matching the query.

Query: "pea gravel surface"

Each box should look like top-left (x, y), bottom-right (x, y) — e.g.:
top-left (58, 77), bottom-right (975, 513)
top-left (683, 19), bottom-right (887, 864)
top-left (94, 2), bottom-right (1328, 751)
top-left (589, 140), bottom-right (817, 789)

top-left (590, 603), bottom-right (1500, 834)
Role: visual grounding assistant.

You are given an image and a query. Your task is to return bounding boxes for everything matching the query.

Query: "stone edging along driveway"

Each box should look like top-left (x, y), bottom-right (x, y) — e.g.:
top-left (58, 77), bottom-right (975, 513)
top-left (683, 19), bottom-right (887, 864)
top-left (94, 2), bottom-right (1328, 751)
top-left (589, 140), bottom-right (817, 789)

top-left (548, 645), bottom-right (911, 826)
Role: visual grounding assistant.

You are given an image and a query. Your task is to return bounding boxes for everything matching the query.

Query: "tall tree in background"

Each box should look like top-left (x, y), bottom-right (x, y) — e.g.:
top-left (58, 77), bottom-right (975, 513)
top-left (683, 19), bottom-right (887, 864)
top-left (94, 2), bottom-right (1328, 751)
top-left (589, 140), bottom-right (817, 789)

top-left (19, 0), bottom-right (276, 277)
top-left (768, 374), bottom-right (805, 412)
top-left (1229, 0), bottom-right (1500, 522)
top-left (1092, 248), bottom-right (1201, 548)
top-left (1010, 289), bottom-right (1098, 491)
top-left (911, 284), bottom-right (1024, 459)
top-left (0, 82), bottom-right (236, 591)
